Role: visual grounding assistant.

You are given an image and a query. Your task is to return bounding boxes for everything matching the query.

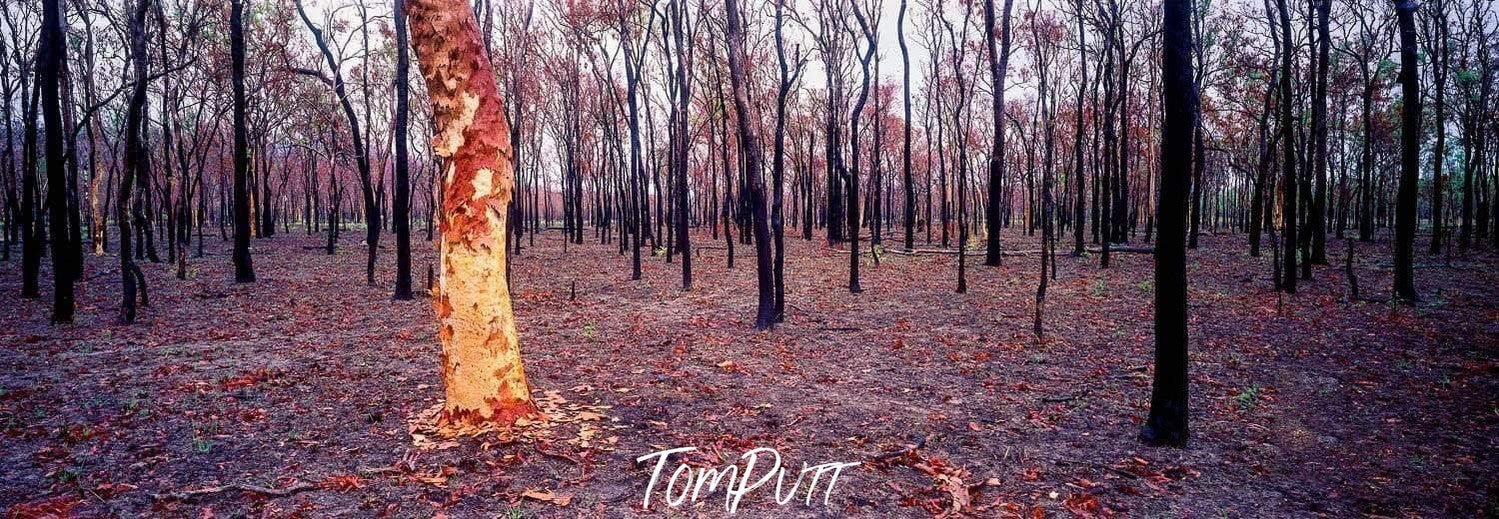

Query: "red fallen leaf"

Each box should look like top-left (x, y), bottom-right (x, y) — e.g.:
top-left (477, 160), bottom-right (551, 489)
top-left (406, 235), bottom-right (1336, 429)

top-left (6, 494), bottom-right (82, 519)
top-left (94, 482), bottom-right (138, 499)
top-left (1063, 492), bottom-right (1103, 518)
top-left (519, 488), bottom-right (573, 507)
top-left (319, 474), bottom-right (366, 491)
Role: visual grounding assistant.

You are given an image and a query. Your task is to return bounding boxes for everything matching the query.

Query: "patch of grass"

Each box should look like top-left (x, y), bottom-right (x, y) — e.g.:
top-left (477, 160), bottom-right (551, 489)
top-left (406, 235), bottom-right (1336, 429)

top-left (1135, 280), bottom-right (1153, 292)
top-left (582, 323), bottom-right (597, 341)
top-left (192, 436), bottom-right (215, 454)
top-left (1234, 385), bottom-right (1262, 411)
top-left (46, 467), bottom-right (81, 485)
top-left (1090, 279), bottom-right (1106, 297)
top-left (504, 508), bottom-right (526, 519)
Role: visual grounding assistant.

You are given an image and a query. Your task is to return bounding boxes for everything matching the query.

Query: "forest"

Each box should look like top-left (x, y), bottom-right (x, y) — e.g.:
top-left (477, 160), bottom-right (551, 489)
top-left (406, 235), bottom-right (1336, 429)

top-left (1, 0), bottom-right (1496, 515)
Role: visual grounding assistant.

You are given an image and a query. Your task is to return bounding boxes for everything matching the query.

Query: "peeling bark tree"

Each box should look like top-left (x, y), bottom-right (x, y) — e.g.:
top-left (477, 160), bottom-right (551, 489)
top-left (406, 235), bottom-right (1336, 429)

top-left (407, 0), bottom-right (540, 426)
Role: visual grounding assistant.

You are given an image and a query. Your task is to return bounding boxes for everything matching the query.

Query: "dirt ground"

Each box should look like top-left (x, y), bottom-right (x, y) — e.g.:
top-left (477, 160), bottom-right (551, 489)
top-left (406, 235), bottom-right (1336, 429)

top-left (2, 228), bottom-right (1496, 518)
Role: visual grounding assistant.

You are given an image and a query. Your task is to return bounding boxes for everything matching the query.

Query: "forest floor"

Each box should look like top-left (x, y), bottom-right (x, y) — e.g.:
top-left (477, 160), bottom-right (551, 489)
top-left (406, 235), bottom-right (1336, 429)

top-left (1, 228), bottom-right (1497, 518)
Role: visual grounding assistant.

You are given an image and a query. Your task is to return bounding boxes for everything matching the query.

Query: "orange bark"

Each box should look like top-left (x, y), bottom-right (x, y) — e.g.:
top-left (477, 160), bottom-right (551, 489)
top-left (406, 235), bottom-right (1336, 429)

top-left (406, 0), bottom-right (538, 426)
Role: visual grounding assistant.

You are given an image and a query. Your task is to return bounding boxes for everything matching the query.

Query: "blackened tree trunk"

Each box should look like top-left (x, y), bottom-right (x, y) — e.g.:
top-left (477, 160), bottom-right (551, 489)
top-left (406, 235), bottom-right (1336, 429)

top-left (297, 0), bottom-right (378, 285)
top-left (846, 3), bottom-right (878, 294)
top-left (119, 0), bottom-right (152, 322)
top-left (392, 0), bottom-right (412, 300)
top-left (1248, 65), bottom-right (1276, 257)
top-left (231, 0), bottom-right (254, 283)
top-left (1392, 0), bottom-right (1420, 302)
top-left (773, 0), bottom-right (801, 320)
top-left (724, 0), bottom-right (776, 328)
top-left (1072, 0), bottom-right (1087, 257)
top-left (671, 0), bottom-right (692, 290)
top-left (1309, 0), bottom-right (1331, 264)
top-left (1424, 0), bottom-right (1447, 254)
top-left (40, 0), bottom-right (74, 322)
top-left (1275, 0), bottom-right (1297, 293)
top-left (899, 0), bottom-right (914, 252)
top-left (1142, 0), bottom-right (1194, 447)
top-left (983, 0), bottom-right (1015, 266)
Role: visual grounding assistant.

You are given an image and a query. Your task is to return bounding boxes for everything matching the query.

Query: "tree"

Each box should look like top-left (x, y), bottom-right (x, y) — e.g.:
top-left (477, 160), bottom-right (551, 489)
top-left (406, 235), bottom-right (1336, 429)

top-left (899, 0), bottom-right (914, 252)
top-left (1142, 0), bottom-right (1193, 447)
top-left (392, 0), bottom-right (413, 300)
top-left (1274, 0), bottom-right (1296, 293)
top-left (231, 0), bottom-right (254, 283)
top-left (1309, 0), bottom-right (1331, 264)
top-left (39, 0), bottom-right (72, 322)
top-left (669, 0), bottom-right (692, 290)
top-left (984, 0), bottom-right (1016, 266)
top-left (119, 0), bottom-right (152, 322)
top-left (772, 0), bottom-right (804, 321)
top-left (407, 0), bottom-right (539, 425)
top-left (1392, 0), bottom-right (1419, 303)
top-left (1070, 0), bottom-right (1087, 257)
top-left (846, 0), bottom-right (878, 294)
top-left (724, 0), bottom-right (776, 328)
top-left (296, 0), bottom-right (379, 286)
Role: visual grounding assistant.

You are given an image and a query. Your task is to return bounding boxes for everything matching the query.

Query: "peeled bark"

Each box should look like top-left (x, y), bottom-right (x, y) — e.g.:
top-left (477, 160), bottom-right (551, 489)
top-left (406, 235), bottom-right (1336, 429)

top-left (408, 0), bottom-right (539, 426)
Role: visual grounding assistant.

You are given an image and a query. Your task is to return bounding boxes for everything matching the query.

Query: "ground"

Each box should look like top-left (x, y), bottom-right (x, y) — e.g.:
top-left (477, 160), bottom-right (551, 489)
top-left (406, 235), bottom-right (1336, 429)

top-left (1, 228), bottom-right (1496, 518)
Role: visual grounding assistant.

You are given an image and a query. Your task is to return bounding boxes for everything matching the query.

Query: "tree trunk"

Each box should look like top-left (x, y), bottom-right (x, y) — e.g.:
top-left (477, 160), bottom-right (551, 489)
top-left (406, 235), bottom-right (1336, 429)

top-left (983, 0), bottom-right (1015, 266)
top-left (725, 0), bottom-right (777, 328)
top-left (1275, 0), bottom-right (1297, 293)
top-left (1142, 0), bottom-right (1193, 447)
top-left (40, 0), bottom-right (74, 322)
top-left (408, 0), bottom-right (539, 426)
top-left (1392, 0), bottom-right (1420, 302)
top-left (392, 0), bottom-right (412, 300)
top-left (231, 0), bottom-right (255, 283)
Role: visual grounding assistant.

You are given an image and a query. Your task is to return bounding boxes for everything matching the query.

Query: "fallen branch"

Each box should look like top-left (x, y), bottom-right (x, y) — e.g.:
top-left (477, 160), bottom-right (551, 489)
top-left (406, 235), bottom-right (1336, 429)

top-left (884, 248), bottom-right (1036, 257)
top-left (872, 435), bottom-right (930, 463)
top-left (153, 481), bottom-right (318, 502)
top-left (1087, 245), bottom-right (1154, 254)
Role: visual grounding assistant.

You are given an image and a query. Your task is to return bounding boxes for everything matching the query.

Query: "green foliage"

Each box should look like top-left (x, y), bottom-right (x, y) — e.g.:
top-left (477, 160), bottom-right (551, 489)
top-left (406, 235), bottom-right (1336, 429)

top-left (192, 436), bottom-right (215, 454)
top-left (1377, 59), bottom-right (1399, 77)
top-left (1234, 385), bottom-right (1262, 411)
top-left (582, 323), bottom-right (597, 341)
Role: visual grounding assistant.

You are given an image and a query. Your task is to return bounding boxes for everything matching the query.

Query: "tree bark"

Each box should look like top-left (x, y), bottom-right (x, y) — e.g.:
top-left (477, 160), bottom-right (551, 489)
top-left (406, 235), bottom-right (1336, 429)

top-left (40, 0), bottom-right (74, 322)
top-left (725, 0), bottom-right (777, 328)
top-left (231, 0), bottom-right (254, 283)
top-left (1392, 0), bottom-right (1420, 302)
top-left (983, 0), bottom-right (1015, 266)
top-left (407, 0), bottom-right (539, 426)
top-left (393, 0), bottom-right (413, 300)
top-left (1142, 0), bottom-right (1194, 447)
